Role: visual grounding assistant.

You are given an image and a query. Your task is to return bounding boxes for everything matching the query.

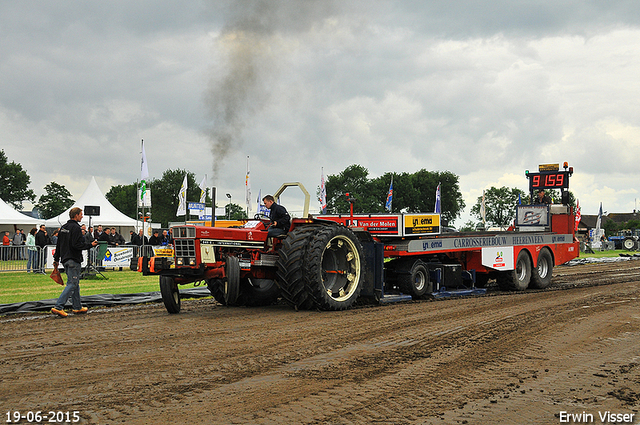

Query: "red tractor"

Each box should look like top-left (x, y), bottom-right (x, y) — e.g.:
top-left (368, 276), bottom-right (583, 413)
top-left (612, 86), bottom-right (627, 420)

top-left (138, 183), bottom-right (372, 313)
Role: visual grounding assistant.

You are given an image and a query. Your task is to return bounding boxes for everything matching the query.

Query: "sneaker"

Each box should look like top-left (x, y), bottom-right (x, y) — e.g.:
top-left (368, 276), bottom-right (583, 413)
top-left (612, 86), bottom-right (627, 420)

top-left (51, 307), bottom-right (68, 318)
top-left (72, 307), bottom-right (88, 314)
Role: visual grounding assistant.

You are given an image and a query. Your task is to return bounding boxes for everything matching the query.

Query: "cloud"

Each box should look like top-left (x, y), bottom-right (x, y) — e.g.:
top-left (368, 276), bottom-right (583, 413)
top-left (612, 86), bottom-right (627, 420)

top-left (1, 1), bottom-right (639, 224)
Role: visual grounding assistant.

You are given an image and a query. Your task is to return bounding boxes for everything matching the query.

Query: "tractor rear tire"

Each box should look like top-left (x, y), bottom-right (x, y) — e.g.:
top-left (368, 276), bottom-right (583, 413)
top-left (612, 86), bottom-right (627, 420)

top-left (530, 248), bottom-right (553, 289)
top-left (496, 250), bottom-right (532, 291)
top-left (398, 260), bottom-right (431, 298)
top-left (303, 225), bottom-right (364, 311)
top-left (276, 225), bottom-right (321, 310)
top-left (160, 276), bottom-right (181, 314)
top-left (623, 237), bottom-right (637, 251)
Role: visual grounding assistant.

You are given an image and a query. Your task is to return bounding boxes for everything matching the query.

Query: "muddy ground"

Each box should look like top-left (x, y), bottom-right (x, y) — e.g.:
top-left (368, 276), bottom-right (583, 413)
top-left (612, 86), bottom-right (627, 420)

top-left (1, 261), bottom-right (640, 424)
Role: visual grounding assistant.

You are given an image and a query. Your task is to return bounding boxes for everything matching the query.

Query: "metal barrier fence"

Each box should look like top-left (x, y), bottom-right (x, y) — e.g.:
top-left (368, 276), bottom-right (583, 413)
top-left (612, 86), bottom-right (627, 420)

top-left (0, 244), bottom-right (159, 273)
top-left (0, 246), bottom-right (45, 273)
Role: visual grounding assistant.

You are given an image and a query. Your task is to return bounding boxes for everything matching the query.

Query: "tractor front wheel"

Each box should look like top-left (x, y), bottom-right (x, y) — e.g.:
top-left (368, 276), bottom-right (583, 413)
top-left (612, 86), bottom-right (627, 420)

top-left (224, 256), bottom-right (241, 305)
top-left (160, 276), bottom-right (181, 314)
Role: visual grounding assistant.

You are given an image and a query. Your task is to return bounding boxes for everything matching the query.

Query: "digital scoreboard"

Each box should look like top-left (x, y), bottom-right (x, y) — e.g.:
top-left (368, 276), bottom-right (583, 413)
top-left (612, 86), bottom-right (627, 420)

top-left (526, 163), bottom-right (573, 192)
top-left (528, 171), bottom-right (570, 190)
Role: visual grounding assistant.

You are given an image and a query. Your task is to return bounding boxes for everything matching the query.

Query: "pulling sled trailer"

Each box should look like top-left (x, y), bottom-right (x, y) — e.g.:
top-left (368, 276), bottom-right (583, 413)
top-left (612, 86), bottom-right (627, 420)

top-left (137, 164), bottom-right (579, 314)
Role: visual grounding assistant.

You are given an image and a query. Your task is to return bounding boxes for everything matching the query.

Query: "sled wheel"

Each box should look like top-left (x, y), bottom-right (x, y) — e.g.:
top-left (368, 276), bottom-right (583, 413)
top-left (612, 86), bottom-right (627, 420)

top-left (398, 260), bottom-right (431, 298)
top-left (304, 226), bottom-right (364, 311)
top-left (160, 276), bottom-right (181, 314)
top-left (496, 250), bottom-right (531, 291)
top-left (475, 273), bottom-right (490, 288)
top-left (530, 248), bottom-right (553, 289)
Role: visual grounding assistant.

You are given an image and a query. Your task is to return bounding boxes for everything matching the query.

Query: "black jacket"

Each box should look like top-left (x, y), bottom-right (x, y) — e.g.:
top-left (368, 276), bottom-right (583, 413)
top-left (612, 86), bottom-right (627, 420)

top-left (35, 230), bottom-right (47, 248)
top-left (112, 232), bottom-right (125, 246)
top-left (54, 219), bottom-right (93, 264)
top-left (269, 203), bottom-right (291, 231)
top-left (98, 232), bottom-right (111, 245)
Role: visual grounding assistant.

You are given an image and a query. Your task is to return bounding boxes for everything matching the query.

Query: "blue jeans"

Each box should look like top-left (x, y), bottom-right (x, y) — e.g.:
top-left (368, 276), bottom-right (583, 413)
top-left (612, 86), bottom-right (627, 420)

top-left (267, 227), bottom-right (287, 238)
top-left (55, 260), bottom-right (83, 310)
top-left (27, 249), bottom-right (38, 272)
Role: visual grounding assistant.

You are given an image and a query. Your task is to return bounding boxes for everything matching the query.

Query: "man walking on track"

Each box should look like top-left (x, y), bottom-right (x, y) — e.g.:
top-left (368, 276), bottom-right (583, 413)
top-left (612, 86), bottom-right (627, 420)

top-left (51, 207), bottom-right (98, 318)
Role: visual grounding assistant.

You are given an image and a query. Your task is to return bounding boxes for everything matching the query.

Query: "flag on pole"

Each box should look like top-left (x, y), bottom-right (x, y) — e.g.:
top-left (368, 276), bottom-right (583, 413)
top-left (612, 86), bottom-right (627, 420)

top-left (199, 174), bottom-right (207, 204)
top-left (518, 193), bottom-right (522, 205)
top-left (480, 190), bottom-right (486, 225)
top-left (320, 168), bottom-right (327, 214)
top-left (140, 140), bottom-right (149, 202)
top-left (574, 199), bottom-right (581, 232)
top-left (385, 178), bottom-right (393, 212)
top-left (245, 156), bottom-right (251, 214)
top-left (176, 174), bottom-right (188, 216)
top-left (257, 189), bottom-right (269, 216)
top-left (434, 182), bottom-right (441, 213)
top-left (595, 202), bottom-right (603, 235)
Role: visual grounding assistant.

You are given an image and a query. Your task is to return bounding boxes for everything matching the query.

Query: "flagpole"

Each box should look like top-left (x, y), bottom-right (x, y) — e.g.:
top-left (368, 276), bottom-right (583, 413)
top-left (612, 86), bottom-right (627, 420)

top-left (139, 140), bottom-right (142, 238)
top-left (245, 156), bottom-right (251, 218)
top-left (481, 190), bottom-right (486, 229)
top-left (320, 167), bottom-right (327, 214)
top-left (139, 139), bottom-right (147, 252)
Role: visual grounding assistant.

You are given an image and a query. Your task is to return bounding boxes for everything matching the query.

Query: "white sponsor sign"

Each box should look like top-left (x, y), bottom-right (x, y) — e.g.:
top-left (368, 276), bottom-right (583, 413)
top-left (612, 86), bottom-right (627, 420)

top-left (46, 245), bottom-right (135, 269)
top-left (102, 247), bottom-right (134, 267)
top-left (516, 205), bottom-right (549, 227)
top-left (481, 246), bottom-right (515, 271)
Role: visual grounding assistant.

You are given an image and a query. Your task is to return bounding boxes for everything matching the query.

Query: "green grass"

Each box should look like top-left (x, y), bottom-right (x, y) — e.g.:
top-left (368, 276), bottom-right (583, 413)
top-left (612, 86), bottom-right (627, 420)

top-left (0, 270), bottom-right (201, 305)
top-left (578, 249), bottom-right (635, 258)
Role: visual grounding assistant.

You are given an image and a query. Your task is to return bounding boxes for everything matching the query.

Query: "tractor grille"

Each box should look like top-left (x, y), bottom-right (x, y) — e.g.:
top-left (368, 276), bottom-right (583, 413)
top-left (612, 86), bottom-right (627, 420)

top-left (172, 226), bottom-right (196, 238)
top-left (174, 239), bottom-right (196, 258)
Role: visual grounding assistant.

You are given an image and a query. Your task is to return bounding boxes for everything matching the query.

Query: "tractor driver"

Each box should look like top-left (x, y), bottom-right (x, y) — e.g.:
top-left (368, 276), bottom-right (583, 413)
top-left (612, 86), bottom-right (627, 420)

top-left (262, 195), bottom-right (291, 238)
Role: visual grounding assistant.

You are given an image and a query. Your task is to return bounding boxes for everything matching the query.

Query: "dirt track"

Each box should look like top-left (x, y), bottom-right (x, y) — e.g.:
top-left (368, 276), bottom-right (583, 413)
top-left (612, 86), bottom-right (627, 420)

top-left (2, 261), bottom-right (640, 424)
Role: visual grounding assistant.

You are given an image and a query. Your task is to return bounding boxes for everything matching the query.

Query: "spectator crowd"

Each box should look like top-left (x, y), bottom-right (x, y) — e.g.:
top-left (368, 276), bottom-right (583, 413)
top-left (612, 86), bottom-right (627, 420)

top-left (2, 225), bottom-right (174, 270)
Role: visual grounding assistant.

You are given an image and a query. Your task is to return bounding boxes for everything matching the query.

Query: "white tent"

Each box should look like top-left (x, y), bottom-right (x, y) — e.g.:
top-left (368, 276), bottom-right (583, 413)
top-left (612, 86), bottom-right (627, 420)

top-left (45, 176), bottom-right (142, 229)
top-left (0, 196), bottom-right (39, 226)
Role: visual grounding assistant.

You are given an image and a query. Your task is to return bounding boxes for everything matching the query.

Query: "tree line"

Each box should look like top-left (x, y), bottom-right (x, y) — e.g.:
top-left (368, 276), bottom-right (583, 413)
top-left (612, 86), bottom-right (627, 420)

top-left (323, 164), bottom-right (465, 224)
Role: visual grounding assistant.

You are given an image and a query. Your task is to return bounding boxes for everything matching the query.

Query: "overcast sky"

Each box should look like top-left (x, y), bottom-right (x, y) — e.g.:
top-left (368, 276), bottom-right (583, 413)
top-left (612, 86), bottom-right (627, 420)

top-left (2, 0), bottom-right (640, 224)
